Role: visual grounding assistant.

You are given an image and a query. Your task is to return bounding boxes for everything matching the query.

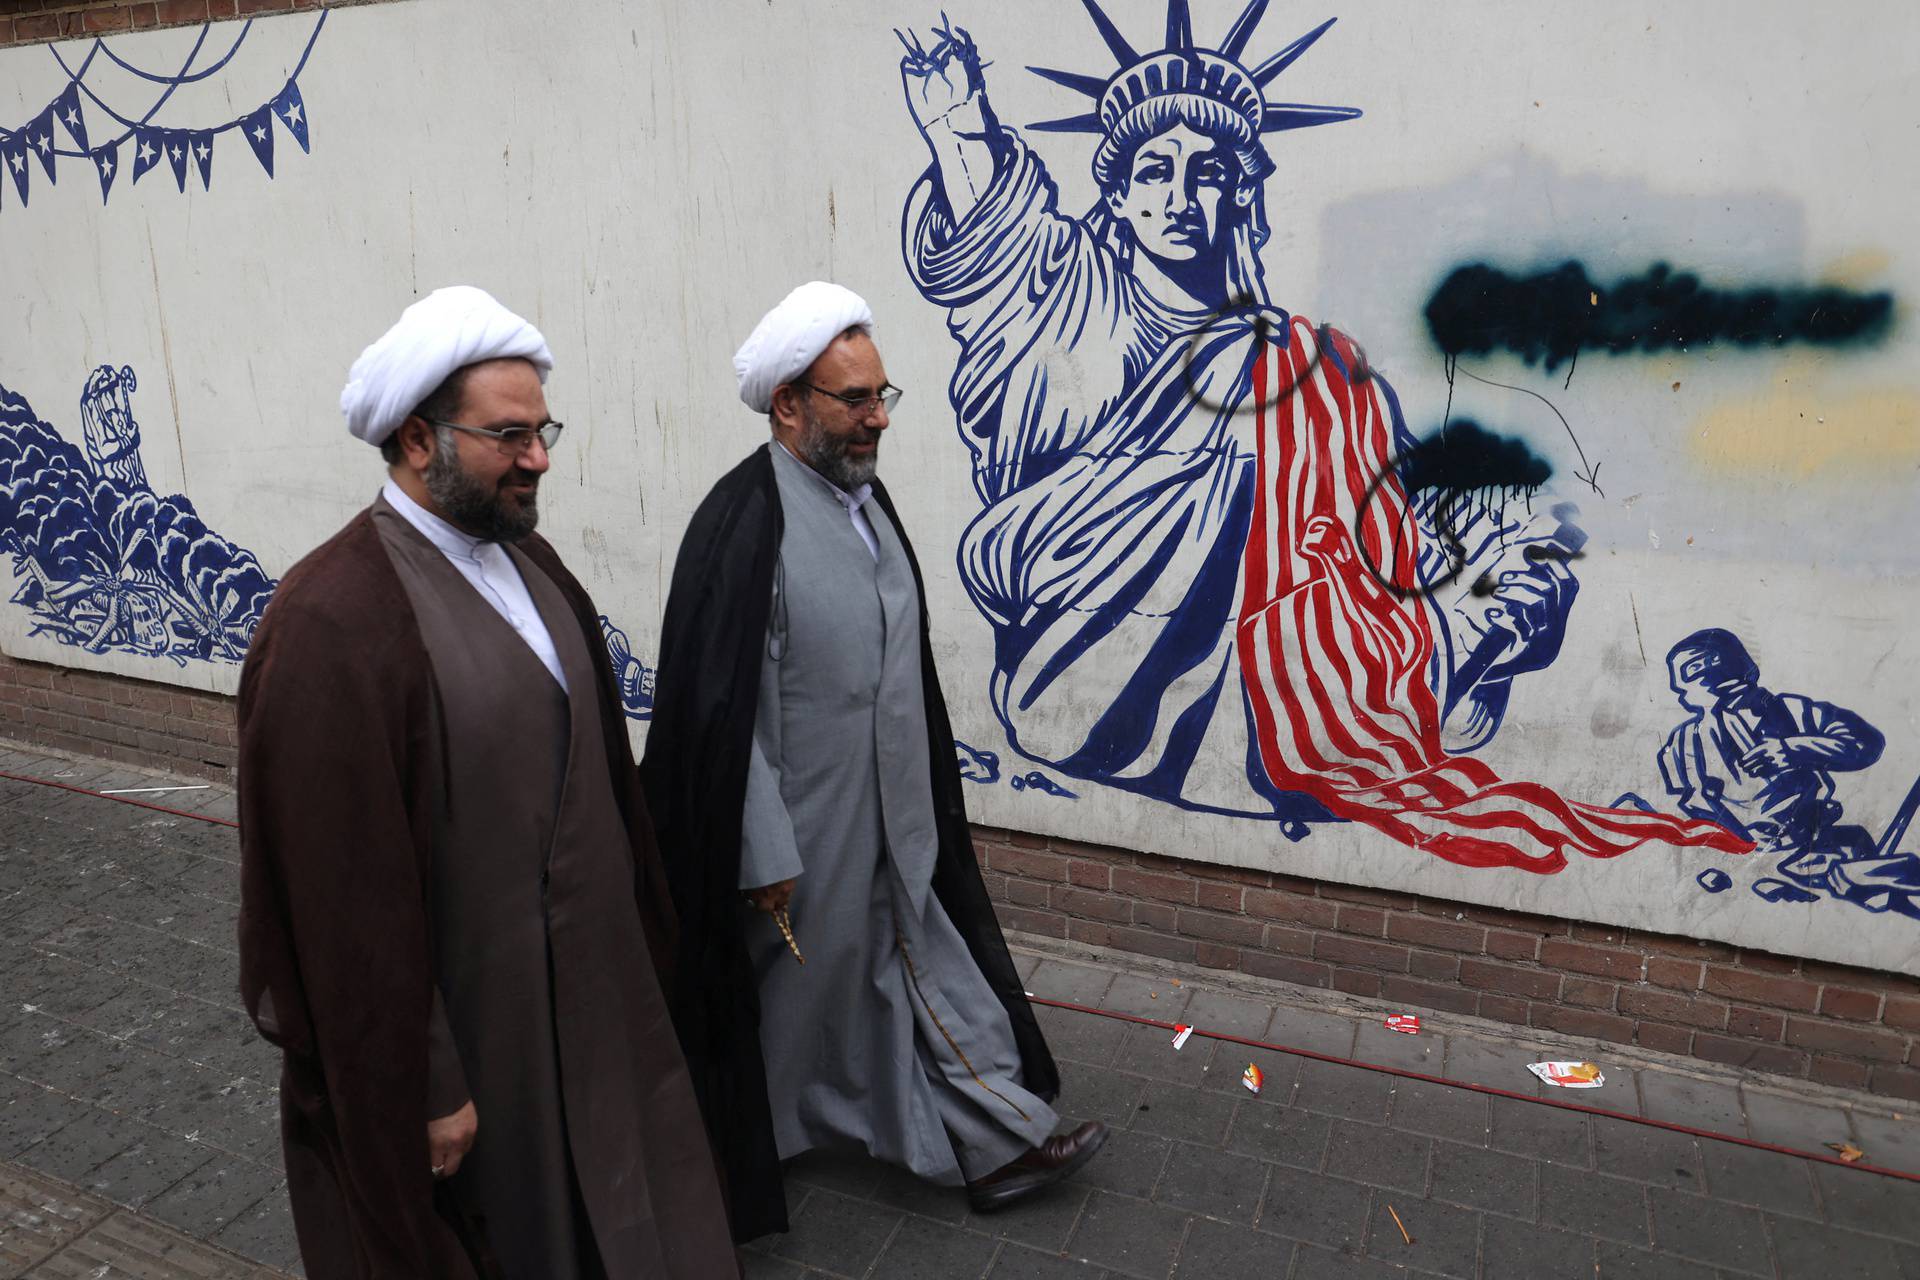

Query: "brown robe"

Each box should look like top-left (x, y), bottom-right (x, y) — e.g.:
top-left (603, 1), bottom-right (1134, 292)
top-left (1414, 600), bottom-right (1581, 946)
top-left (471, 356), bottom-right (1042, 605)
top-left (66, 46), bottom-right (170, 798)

top-left (237, 502), bottom-right (737, 1279)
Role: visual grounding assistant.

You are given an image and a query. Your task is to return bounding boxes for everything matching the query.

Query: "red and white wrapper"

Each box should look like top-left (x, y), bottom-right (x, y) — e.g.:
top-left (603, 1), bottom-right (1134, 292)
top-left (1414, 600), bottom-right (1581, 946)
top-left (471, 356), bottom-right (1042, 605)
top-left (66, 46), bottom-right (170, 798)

top-left (1171, 1024), bottom-right (1194, 1051)
top-left (1242, 1062), bottom-right (1264, 1095)
top-left (1385, 1014), bottom-right (1421, 1035)
top-left (1529, 1060), bottom-right (1605, 1088)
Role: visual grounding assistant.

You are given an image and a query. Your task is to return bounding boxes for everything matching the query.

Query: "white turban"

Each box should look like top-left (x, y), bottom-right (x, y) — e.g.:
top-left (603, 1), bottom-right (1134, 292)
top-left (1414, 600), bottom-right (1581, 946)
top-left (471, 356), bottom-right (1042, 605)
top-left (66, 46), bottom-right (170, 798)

top-left (340, 285), bottom-right (552, 446)
top-left (733, 281), bottom-right (873, 413)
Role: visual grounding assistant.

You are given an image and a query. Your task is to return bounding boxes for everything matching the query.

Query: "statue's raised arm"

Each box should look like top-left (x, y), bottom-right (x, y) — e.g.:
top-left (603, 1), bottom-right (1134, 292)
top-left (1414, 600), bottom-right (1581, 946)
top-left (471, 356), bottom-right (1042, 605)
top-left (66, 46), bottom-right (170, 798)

top-left (898, 21), bottom-right (1006, 226)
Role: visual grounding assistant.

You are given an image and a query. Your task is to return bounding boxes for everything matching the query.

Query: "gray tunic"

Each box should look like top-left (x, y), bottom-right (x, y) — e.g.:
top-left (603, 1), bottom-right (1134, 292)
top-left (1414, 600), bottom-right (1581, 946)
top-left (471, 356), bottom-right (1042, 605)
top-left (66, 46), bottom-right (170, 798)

top-left (739, 446), bottom-right (1057, 1184)
top-left (374, 500), bottom-right (737, 1279)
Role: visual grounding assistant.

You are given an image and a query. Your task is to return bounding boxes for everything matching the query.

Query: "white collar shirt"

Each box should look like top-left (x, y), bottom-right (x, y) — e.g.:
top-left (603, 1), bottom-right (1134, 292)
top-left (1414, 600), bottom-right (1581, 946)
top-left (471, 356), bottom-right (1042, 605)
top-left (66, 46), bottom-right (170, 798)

top-left (776, 441), bottom-right (878, 560)
top-left (381, 479), bottom-right (569, 692)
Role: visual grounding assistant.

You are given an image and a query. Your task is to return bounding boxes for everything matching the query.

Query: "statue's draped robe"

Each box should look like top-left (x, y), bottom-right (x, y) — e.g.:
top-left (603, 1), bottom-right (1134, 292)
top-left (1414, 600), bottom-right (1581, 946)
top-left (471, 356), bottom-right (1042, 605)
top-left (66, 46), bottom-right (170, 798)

top-left (739, 447), bottom-right (1056, 1183)
top-left (237, 503), bottom-right (736, 1279)
top-left (906, 130), bottom-right (1747, 872)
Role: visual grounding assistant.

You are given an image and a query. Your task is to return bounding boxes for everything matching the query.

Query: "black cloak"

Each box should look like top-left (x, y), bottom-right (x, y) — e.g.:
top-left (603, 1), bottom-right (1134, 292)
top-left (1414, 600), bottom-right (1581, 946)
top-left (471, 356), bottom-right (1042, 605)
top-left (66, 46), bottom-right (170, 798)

top-left (642, 444), bottom-right (1058, 1241)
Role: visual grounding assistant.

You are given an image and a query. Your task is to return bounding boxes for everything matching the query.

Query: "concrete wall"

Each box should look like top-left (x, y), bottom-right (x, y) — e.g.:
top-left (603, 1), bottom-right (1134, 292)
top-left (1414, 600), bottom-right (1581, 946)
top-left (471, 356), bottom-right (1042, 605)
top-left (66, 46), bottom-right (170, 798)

top-left (3, 1), bottom-right (1915, 983)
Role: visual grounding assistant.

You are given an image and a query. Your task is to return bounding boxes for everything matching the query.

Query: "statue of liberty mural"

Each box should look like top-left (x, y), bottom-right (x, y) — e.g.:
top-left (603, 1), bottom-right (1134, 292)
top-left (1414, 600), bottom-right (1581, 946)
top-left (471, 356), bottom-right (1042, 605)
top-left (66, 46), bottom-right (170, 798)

top-left (898, 1), bottom-right (1748, 872)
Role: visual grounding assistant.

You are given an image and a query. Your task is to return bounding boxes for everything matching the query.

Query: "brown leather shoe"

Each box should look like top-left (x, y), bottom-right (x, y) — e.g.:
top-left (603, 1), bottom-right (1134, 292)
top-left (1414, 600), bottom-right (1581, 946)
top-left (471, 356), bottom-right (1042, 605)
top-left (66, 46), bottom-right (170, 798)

top-left (965, 1121), bottom-right (1110, 1213)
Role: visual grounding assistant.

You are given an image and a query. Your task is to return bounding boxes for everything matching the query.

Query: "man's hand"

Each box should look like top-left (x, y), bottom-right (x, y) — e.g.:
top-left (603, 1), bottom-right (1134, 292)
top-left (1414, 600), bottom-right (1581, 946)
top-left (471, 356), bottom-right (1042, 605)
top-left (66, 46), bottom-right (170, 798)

top-left (745, 878), bottom-right (797, 915)
top-left (428, 1100), bottom-right (477, 1179)
top-left (1446, 502), bottom-right (1584, 686)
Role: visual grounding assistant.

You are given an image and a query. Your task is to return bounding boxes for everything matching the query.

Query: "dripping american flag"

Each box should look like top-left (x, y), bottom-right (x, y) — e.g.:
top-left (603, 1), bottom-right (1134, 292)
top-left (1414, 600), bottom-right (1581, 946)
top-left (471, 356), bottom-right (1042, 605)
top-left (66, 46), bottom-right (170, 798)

top-left (1235, 318), bottom-right (1750, 873)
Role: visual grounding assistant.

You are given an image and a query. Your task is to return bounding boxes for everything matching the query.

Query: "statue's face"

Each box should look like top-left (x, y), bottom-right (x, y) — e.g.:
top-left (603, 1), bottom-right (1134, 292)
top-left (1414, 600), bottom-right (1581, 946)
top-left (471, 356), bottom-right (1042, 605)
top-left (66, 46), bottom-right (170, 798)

top-left (1105, 122), bottom-right (1245, 264)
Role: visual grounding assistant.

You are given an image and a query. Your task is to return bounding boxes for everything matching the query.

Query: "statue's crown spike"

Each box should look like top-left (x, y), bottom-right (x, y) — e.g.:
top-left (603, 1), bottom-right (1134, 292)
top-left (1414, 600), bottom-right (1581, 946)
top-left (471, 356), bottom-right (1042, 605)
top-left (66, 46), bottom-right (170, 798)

top-left (1028, 1), bottom-right (1361, 138)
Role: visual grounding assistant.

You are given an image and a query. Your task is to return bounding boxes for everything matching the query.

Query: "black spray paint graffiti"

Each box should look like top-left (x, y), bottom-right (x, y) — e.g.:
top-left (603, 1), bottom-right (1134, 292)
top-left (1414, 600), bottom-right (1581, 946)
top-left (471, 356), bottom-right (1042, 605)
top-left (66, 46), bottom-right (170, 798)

top-left (1396, 419), bottom-right (1552, 500)
top-left (1171, 297), bottom-right (1582, 603)
top-left (1177, 295), bottom-right (1335, 417)
top-left (1355, 420), bottom-right (1583, 602)
top-left (1425, 261), bottom-right (1894, 374)
top-left (1443, 359), bottom-right (1604, 495)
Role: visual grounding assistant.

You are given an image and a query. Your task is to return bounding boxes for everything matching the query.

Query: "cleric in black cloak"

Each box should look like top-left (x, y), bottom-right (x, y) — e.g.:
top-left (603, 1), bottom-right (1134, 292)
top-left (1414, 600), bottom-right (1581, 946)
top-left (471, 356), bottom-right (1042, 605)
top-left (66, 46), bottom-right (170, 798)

top-left (237, 287), bottom-right (737, 1278)
top-left (644, 281), bottom-right (1104, 1238)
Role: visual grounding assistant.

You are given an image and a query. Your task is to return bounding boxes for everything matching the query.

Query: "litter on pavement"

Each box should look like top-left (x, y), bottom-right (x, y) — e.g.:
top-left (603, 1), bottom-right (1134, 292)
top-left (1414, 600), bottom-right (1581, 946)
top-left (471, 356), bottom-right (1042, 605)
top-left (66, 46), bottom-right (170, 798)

top-left (1529, 1060), bottom-right (1605, 1088)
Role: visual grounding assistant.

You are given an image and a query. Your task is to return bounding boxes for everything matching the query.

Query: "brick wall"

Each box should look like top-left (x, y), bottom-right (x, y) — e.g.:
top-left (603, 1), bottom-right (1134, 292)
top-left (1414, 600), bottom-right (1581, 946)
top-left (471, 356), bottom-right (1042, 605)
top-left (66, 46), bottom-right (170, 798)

top-left (0, 0), bottom-right (392, 47)
top-left (7, 645), bottom-right (1918, 1101)
top-left (975, 826), bottom-right (1920, 1103)
top-left (0, 652), bottom-right (236, 778)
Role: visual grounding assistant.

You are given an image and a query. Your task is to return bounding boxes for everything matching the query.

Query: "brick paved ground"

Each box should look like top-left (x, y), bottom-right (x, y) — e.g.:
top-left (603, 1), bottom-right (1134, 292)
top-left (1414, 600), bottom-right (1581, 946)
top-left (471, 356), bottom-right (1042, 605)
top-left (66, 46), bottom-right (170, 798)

top-left (0, 745), bottom-right (295, 1277)
top-left (6, 739), bottom-right (1920, 1279)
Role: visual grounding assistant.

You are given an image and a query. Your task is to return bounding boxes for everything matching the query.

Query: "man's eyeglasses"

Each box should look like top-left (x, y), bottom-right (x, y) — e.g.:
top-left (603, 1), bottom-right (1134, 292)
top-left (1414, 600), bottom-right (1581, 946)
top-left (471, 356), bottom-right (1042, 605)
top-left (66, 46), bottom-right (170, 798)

top-left (793, 382), bottom-right (903, 414)
top-left (424, 417), bottom-right (565, 454)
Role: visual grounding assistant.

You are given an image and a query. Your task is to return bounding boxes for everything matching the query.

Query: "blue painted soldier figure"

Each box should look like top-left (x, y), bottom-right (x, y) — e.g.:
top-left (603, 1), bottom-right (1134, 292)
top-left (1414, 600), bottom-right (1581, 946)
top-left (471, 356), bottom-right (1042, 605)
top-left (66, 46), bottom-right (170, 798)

top-left (1659, 628), bottom-right (1884, 879)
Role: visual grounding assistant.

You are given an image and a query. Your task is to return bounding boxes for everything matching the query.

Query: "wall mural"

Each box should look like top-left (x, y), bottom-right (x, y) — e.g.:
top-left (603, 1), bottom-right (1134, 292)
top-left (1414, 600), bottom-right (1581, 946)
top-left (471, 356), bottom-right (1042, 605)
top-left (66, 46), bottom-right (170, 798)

top-left (0, 370), bottom-right (275, 662)
top-left (600, 615), bottom-right (656, 720)
top-left (0, 20), bottom-right (662, 709)
top-left (0, 364), bottom-right (663, 717)
top-left (2, 5), bottom-right (1912, 953)
top-left (893, 0), bottom-right (1906, 889)
top-left (0, 14), bottom-right (325, 212)
top-left (1612, 628), bottom-right (1920, 921)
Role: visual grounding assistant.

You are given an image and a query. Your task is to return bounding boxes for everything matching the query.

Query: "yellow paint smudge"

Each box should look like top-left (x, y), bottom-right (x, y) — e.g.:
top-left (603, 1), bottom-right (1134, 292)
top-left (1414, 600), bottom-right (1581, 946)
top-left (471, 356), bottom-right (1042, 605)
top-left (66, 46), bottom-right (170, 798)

top-left (1689, 357), bottom-right (1920, 479)
top-left (1821, 248), bottom-right (1893, 290)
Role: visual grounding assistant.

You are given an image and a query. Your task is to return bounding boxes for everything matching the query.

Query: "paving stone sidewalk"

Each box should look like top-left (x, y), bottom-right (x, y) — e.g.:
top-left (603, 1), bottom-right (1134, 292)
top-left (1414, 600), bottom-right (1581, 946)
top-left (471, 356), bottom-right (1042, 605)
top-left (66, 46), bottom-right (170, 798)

top-left (5, 740), bottom-right (1920, 1279)
top-left (0, 746), bottom-right (293, 1278)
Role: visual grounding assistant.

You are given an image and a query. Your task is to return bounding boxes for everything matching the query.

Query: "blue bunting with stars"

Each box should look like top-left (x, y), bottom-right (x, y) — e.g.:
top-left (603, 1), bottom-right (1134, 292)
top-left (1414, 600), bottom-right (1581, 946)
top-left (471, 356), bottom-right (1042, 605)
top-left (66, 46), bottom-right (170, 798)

top-left (90, 140), bottom-right (117, 203)
top-left (2, 136), bottom-right (29, 206)
top-left (241, 104), bottom-right (275, 178)
top-left (130, 128), bottom-right (163, 185)
top-left (0, 13), bottom-right (326, 216)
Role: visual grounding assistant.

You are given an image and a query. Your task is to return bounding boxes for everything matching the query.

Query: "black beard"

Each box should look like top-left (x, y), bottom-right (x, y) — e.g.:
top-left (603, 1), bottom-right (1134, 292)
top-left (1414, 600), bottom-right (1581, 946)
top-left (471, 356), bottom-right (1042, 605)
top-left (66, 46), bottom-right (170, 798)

top-left (795, 405), bottom-right (880, 491)
top-left (423, 431), bottom-right (539, 542)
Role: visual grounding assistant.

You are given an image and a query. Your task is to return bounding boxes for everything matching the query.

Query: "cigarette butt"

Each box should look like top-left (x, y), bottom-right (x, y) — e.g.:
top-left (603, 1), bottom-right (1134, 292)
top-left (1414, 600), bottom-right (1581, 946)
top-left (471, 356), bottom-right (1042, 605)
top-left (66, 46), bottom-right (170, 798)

top-left (1388, 1203), bottom-right (1413, 1246)
top-left (773, 907), bottom-right (805, 964)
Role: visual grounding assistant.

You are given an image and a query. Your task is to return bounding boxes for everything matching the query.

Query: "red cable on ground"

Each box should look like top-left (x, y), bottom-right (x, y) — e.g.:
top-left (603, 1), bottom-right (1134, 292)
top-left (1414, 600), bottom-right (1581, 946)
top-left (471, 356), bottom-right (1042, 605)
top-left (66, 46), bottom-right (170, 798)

top-left (4, 766), bottom-right (1909, 1184)
top-left (1031, 995), bottom-right (1919, 1184)
top-left (0, 767), bottom-right (238, 828)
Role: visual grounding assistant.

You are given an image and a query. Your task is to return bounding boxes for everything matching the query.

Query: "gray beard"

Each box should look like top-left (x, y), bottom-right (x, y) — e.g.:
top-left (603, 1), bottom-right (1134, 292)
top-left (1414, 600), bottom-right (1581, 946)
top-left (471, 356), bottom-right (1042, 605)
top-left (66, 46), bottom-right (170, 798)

top-left (795, 405), bottom-right (879, 492)
top-left (423, 428), bottom-right (539, 542)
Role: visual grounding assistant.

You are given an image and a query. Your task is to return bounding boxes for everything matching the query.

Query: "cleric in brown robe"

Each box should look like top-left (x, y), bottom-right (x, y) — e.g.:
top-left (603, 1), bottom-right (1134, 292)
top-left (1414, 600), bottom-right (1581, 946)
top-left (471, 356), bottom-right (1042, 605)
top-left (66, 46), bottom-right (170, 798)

top-left (236, 286), bottom-right (738, 1279)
